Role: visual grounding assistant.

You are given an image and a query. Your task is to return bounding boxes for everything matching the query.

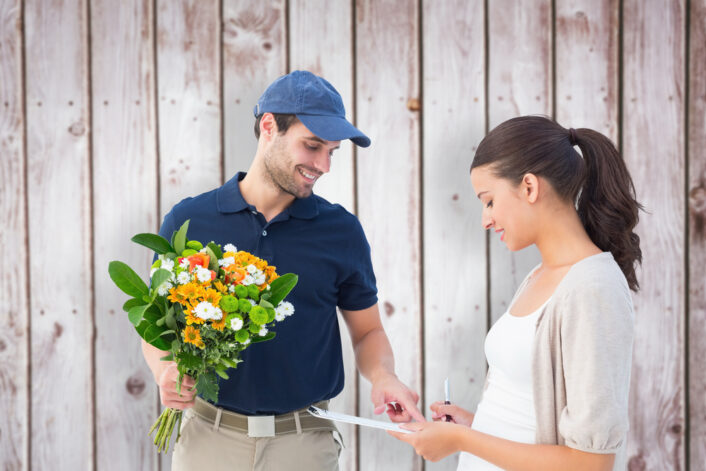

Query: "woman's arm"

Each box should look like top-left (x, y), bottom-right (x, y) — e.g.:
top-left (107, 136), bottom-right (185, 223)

top-left (389, 421), bottom-right (615, 471)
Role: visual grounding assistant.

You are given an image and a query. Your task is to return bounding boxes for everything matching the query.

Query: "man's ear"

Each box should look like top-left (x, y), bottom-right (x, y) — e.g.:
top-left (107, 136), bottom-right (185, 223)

top-left (260, 113), bottom-right (277, 140)
top-left (521, 173), bottom-right (540, 204)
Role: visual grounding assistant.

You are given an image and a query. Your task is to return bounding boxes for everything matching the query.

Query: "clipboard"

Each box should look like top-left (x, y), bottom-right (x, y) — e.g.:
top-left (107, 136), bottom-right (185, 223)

top-left (308, 406), bottom-right (413, 434)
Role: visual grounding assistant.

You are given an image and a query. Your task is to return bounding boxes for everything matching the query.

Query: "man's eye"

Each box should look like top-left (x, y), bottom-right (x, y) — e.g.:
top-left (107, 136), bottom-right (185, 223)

top-left (306, 144), bottom-right (319, 151)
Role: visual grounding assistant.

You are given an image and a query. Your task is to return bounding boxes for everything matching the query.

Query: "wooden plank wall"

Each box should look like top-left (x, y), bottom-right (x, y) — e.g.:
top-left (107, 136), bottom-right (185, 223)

top-left (1, 1), bottom-right (703, 470)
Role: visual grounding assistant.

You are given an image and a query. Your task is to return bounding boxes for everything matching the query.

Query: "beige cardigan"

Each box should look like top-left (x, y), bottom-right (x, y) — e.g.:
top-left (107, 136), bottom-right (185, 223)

top-left (509, 252), bottom-right (634, 470)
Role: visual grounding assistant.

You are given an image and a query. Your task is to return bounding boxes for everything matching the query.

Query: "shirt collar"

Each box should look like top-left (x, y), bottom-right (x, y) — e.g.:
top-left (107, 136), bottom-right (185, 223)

top-left (217, 172), bottom-right (319, 220)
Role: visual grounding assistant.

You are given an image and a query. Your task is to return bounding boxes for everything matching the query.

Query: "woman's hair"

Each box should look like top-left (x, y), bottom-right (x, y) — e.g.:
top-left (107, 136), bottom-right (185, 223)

top-left (471, 115), bottom-right (643, 291)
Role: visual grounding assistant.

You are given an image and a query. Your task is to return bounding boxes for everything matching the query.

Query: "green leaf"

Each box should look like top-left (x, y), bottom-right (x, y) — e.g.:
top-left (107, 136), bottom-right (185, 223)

top-left (259, 299), bottom-right (274, 310)
top-left (128, 303), bottom-right (151, 326)
top-left (176, 351), bottom-right (203, 371)
top-left (205, 246), bottom-right (219, 272)
top-left (160, 329), bottom-right (176, 337)
top-left (196, 372), bottom-right (220, 403)
top-left (150, 269), bottom-right (172, 293)
top-left (173, 220), bottom-right (190, 255)
top-left (207, 242), bottom-right (223, 259)
top-left (131, 233), bottom-right (174, 254)
top-left (165, 310), bottom-right (177, 331)
top-left (265, 273), bottom-right (298, 306)
top-left (122, 298), bottom-right (145, 312)
top-left (251, 332), bottom-right (276, 343)
top-left (108, 261), bottom-right (149, 298)
top-left (215, 367), bottom-right (229, 380)
top-left (135, 322), bottom-right (172, 350)
top-left (160, 352), bottom-right (174, 361)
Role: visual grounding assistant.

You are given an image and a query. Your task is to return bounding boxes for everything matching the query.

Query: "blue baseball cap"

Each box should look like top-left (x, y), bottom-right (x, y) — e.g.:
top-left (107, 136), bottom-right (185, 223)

top-left (254, 70), bottom-right (371, 148)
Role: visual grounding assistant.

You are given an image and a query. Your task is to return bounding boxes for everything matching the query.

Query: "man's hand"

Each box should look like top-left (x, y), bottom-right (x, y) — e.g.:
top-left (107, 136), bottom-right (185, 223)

top-left (158, 363), bottom-right (197, 410)
top-left (371, 372), bottom-right (425, 423)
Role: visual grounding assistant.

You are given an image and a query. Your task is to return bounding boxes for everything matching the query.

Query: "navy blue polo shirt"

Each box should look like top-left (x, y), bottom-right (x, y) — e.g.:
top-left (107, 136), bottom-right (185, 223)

top-left (158, 172), bottom-right (378, 415)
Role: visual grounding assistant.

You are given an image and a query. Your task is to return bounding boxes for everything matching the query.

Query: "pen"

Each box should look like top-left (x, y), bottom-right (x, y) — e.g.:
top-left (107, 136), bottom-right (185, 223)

top-left (444, 377), bottom-right (452, 422)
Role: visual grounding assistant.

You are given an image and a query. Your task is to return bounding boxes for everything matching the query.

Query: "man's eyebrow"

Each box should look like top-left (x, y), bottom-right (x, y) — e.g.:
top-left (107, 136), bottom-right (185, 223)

top-left (304, 136), bottom-right (340, 150)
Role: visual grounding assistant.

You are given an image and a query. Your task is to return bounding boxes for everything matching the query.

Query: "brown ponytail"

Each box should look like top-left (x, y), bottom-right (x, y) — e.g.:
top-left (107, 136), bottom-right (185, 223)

top-left (471, 116), bottom-right (643, 291)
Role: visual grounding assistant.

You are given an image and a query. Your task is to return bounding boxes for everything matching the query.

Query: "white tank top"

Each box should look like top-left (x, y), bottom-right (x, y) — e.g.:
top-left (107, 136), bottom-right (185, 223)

top-left (456, 299), bottom-right (550, 471)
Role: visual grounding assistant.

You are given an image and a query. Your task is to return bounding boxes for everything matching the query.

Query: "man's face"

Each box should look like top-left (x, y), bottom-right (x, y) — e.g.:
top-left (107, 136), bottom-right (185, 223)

top-left (263, 121), bottom-right (341, 199)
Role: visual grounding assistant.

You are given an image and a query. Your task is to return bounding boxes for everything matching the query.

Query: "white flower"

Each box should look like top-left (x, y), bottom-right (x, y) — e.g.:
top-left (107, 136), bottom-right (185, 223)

top-left (199, 247), bottom-right (208, 253)
top-left (177, 271), bottom-right (191, 285)
top-left (150, 267), bottom-right (158, 277)
top-left (230, 317), bottom-right (244, 331)
top-left (246, 264), bottom-right (257, 274)
top-left (160, 258), bottom-right (175, 272)
top-left (229, 285), bottom-right (236, 293)
top-left (275, 312), bottom-right (285, 322)
top-left (254, 274), bottom-right (266, 285)
top-left (241, 275), bottom-right (255, 286)
top-left (195, 266), bottom-right (212, 283)
top-left (193, 301), bottom-right (222, 320)
top-left (179, 258), bottom-right (190, 269)
top-left (223, 243), bottom-right (237, 253)
top-left (276, 301), bottom-right (295, 317)
top-left (157, 281), bottom-right (173, 297)
top-left (219, 256), bottom-right (235, 267)
top-left (242, 338), bottom-right (251, 346)
top-left (248, 299), bottom-right (256, 306)
top-left (258, 326), bottom-right (268, 337)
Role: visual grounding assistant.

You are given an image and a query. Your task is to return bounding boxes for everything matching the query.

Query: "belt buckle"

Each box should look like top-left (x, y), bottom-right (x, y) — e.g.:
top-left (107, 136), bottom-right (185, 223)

top-left (247, 415), bottom-right (275, 437)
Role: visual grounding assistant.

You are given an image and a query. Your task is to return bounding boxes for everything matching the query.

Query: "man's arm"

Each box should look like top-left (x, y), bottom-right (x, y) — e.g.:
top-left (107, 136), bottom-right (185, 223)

top-left (142, 340), bottom-right (197, 409)
top-left (340, 304), bottom-right (425, 422)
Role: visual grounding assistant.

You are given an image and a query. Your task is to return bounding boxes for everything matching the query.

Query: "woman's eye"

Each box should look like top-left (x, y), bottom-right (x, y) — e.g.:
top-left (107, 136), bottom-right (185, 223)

top-left (486, 201), bottom-right (493, 208)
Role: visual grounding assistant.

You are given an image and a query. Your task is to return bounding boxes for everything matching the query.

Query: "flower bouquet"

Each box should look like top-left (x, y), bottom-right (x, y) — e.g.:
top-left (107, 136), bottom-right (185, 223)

top-left (108, 219), bottom-right (297, 452)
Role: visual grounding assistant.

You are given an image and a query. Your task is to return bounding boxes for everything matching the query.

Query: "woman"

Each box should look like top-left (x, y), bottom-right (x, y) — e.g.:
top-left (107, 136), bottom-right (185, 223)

top-left (390, 116), bottom-right (641, 471)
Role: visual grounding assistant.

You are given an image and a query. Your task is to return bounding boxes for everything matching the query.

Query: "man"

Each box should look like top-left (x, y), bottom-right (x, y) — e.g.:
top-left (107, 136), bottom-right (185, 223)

top-left (142, 70), bottom-right (424, 470)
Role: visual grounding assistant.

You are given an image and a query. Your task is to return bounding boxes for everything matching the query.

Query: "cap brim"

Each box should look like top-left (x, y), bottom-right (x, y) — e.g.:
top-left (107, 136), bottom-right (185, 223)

top-left (297, 114), bottom-right (371, 148)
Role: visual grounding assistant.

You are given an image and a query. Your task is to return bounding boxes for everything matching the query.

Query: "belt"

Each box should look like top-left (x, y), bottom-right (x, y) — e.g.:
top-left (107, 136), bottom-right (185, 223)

top-left (192, 397), bottom-right (339, 437)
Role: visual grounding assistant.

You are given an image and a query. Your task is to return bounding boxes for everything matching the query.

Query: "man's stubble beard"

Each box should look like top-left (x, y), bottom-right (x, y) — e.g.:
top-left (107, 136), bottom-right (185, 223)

top-left (262, 136), bottom-right (312, 199)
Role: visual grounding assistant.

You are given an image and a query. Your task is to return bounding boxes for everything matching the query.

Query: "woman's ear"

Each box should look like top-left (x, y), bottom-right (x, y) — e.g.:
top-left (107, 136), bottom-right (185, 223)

top-left (521, 173), bottom-right (540, 204)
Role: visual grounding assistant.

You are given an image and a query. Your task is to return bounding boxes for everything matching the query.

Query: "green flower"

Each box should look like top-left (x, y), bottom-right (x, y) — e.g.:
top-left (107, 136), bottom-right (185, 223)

top-left (219, 295), bottom-right (239, 313)
top-left (249, 323), bottom-right (261, 334)
top-left (235, 329), bottom-right (249, 343)
top-left (234, 285), bottom-right (248, 298)
top-left (238, 298), bottom-right (252, 312)
top-left (186, 240), bottom-right (203, 251)
top-left (249, 306), bottom-right (268, 325)
top-left (247, 284), bottom-right (260, 300)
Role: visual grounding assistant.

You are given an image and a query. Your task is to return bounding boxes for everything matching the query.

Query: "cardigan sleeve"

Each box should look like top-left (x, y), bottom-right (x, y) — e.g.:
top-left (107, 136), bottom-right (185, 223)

top-left (557, 278), bottom-right (634, 454)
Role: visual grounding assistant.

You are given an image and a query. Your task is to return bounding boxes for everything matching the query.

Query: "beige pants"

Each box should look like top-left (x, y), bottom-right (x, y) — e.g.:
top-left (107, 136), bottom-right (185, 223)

top-left (172, 408), bottom-right (341, 471)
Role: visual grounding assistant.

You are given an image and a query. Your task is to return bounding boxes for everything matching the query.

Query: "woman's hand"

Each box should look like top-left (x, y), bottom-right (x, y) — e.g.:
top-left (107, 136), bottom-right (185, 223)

top-left (429, 401), bottom-right (474, 427)
top-left (388, 421), bottom-right (467, 462)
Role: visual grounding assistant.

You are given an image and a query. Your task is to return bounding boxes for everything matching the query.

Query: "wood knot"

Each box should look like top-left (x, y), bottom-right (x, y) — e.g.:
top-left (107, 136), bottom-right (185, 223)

top-left (627, 455), bottom-right (646, 471)
top-left (383, 301), bottom-right (395, 316)
top-left (68, 121), bottom-right (85, 137)
top-left (53, 322), bottom-right (63, 339)
top-left (406, 98), bottom-right (420, 112)
top-left (452, 194), bottom-right (459, 201)
top-left (689, 186), bottom-right (706, 215)
top-left (0, 339), bottom-right (6, 352)
top-left (126, 375), bottom-right (146, 397)
top-left (670, 423), bottom-right (682, 434)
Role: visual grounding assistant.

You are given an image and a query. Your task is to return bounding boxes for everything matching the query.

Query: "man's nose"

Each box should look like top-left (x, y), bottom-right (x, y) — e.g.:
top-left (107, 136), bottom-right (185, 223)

top-left (314, 151), bottom-right (331, 174)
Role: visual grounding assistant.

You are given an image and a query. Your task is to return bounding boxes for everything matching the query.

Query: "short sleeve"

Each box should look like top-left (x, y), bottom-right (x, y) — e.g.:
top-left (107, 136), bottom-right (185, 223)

top-left (558, 280), bottom-right (634, 454)
top-left (336, 217), bottom-right (378, 311)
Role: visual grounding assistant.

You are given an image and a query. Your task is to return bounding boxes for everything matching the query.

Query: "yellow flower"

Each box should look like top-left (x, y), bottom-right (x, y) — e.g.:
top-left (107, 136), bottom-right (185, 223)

top-left (202, 288), bottom-right (222, 307)
top-left (182, 326), bottom-right (205, 349)
top-left (211, 316), bottom-right (226, 331)
top-left (213, 280), bottom-right (227, 293)
top-left (184, 301), bottom-right (205, 325)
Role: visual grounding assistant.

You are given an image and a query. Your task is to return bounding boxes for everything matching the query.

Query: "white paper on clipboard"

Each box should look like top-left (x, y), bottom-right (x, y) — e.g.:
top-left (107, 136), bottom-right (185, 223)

top-left (307, 406), bottom-right (413, 434)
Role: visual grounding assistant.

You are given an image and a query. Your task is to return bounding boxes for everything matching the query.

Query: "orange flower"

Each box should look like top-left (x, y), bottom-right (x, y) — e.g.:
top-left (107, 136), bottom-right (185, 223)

top-left (211, 316), bottom-right (226, 331)
top-left (213, 280), bottom-right (227, 293)
top-left (187, 253), bottom-right (210, 271)
top-left (202, 288), bottom-right (222, 307)
top-left (167, 286), bottom-right (189, 305)
top-left (182, 325), bottom-right (205, 349)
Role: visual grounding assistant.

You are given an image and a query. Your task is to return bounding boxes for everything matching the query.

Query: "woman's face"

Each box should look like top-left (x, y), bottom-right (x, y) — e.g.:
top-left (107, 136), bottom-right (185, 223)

top-left (470, 165), bottom-right (536, 251)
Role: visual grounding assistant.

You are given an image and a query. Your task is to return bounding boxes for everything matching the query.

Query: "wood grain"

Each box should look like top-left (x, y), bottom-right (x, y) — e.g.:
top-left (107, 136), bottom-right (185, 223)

top-left (421, 0), bottom-right (487, 469)
top-left (24, 0), bottom-right (93, 468)
top-left (91, 0), bottom-right (159, 469)
top-left (157, 0), bottom-right (222, 217)
top-left (288, 1), bottom-right (357, 469)
top-left (222, 0), bottom-right (286, 178)
top-left (555, 0), bottom-right (619, 142)
top-left (688, 0), bottom-right (706, 467)
top-left (355, 0), bottom-right (422, 469)
top-left (487, 0), bottom-right (551, 323)
top-left (0, 0), bottom-right (28, 469)
top-left (623, 0), bottom-right (686, 469)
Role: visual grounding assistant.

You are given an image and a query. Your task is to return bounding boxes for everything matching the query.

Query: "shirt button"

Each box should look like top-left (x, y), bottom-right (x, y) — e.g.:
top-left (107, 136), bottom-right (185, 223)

top-left (251, 210), bottom-right (257, 215)
top-left (262, 230), bottom-right (267, 236)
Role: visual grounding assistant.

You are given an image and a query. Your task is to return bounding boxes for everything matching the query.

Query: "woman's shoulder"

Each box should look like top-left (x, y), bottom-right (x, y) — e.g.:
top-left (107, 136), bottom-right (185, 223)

top-left (557, 252), bottom-right (629, 295)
